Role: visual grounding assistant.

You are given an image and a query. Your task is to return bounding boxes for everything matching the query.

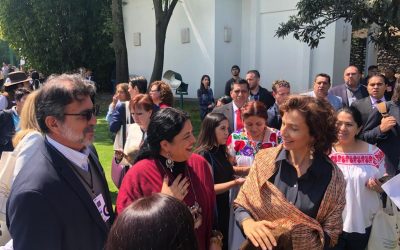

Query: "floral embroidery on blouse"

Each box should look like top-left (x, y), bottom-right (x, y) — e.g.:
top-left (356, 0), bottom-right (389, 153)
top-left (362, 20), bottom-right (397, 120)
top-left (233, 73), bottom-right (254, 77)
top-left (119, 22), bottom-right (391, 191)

top-left (329, 148), bottom-right (385, 168)
top-left (227, 128), bottom-right (282, 157)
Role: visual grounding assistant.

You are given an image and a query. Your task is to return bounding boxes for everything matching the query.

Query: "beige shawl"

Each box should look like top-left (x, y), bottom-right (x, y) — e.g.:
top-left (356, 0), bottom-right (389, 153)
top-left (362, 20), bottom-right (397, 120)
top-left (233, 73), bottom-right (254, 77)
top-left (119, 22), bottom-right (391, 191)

top-left (234, 145), bottom-right (346, 249)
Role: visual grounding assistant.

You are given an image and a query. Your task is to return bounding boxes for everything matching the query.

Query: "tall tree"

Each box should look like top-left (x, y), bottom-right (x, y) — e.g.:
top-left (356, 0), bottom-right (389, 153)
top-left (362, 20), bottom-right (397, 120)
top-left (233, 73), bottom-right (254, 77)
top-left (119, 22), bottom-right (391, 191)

top-left (276, 0), bottom-right (400, 52)
top-left (111, 0), bottom-right (129, 83)
top-left (0, 0), bottom-right (114, 88)
top-left (150, 0), bottom-right (178, 83)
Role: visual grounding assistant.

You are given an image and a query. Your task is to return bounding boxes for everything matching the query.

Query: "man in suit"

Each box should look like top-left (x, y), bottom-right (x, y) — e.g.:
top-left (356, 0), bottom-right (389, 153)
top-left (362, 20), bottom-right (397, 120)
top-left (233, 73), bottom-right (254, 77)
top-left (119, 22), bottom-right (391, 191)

top-left (0, 88), bottom-right (31, 156)
top-left (329, 65), bottom-right (369, 106)
top-left (213, 79), bottom-right (249, 133)
top-left (7, 74), bottom-right (115, 250)
top-left (246, 70), bottom-right (275, 109)
top-left (303, 73), bottom-right (343, 110)
top-left (360, 95), bottom-right (400, 175)
top-left (267, 79), bottom-right (291, 130)
top-left (351, 74), bottom-right (387, 125)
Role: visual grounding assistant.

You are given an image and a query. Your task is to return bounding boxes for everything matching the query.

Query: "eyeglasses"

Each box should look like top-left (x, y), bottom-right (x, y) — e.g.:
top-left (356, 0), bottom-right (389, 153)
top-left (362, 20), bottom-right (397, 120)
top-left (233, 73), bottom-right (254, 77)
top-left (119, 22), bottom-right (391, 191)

top-left (64, 108), bottom-right (96, 121)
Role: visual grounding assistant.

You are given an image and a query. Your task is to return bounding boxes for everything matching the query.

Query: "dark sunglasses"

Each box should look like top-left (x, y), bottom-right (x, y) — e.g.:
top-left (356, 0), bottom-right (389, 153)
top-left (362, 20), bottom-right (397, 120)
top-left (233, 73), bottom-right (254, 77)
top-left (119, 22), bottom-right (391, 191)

top-left (64, 107), bottom-right (96, 121)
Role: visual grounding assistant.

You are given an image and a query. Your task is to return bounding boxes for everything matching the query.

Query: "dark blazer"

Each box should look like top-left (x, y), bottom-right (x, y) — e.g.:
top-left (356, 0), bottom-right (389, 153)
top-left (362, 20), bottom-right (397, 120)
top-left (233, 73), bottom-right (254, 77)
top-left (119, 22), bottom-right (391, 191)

top-left (329, 84), bottom-right (368, 107)
top-left (0, 109), bottom-right (15, 155)
top-left (267, 103), bottom-right (282, 130)
top-left (109, 101), bottom-right (132, 133)
top-left (212, 102), bottom-right (234, 133)
top-left (257, 86), bottom-right (275, 109)
top-left (350, 97), bottom-right (373, 126)
top-left (7, 140), bottom-right (115, 250)
top-left (360, 101), bottom-right (400, 175)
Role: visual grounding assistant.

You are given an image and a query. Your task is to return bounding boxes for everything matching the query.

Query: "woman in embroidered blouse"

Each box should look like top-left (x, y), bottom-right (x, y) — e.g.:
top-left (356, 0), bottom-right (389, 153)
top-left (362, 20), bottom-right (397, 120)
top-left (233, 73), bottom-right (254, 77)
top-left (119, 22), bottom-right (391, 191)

top-left (197, 75), bottom-right (215, 120)
top-left (226, 100), bottom-right (282, 250)
top-left (234, 96), bottom-right (345, 250)
top-left (329, 107), bottom-right (386, 250)
top-left (227, 101), bottom-right (282, 175)
top-left (116, 108), bottom-right (220, 250)
top-left (195, 113), bottom-right (245, 250)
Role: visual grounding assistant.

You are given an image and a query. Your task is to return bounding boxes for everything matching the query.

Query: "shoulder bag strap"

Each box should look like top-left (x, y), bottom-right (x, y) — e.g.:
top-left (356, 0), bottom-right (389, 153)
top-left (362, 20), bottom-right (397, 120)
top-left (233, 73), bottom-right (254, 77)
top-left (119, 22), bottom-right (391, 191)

top-left (122, 101), bottom-right (130, 148)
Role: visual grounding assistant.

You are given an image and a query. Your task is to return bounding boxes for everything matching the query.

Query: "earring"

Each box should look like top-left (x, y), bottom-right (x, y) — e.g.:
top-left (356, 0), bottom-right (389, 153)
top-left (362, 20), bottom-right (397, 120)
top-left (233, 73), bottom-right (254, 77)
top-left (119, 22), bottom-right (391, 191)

top-left (310, 146), bottom-right (315, 160)
top-left (166, 153), bottom-right (174, 172)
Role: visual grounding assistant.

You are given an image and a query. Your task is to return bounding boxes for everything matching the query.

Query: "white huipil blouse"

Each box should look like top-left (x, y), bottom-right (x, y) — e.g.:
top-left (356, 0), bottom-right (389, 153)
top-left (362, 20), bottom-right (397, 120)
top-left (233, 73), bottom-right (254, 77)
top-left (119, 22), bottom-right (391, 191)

top-left (329, 145), bottom-right (386, 233)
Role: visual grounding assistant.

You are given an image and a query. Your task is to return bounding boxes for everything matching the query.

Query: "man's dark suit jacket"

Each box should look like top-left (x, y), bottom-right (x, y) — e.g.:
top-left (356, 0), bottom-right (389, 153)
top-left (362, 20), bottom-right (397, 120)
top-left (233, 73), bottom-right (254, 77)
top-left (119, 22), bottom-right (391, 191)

top-left (212, 102), bottom-right (234, 133)
top-left (0, 109), bottom-right (15, 156)
top-left (350, 97), bottom-right (373, 126)
top-left (7, 140), bottom-right (115, 250)
top-left (267, 103), bottom-right (282, 130)
top-left (329, 84), bottom-right (368, 107)
top-left (257, 86), bottom-right (275, 109)
top-left (360, 101), bottom-right (400, 175)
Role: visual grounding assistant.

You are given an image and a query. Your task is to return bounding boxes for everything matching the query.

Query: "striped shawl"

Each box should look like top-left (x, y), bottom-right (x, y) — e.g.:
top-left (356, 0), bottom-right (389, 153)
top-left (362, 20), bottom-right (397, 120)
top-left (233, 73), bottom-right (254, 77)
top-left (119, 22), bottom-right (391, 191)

top-left (234, 145), bottom-right (345, 249)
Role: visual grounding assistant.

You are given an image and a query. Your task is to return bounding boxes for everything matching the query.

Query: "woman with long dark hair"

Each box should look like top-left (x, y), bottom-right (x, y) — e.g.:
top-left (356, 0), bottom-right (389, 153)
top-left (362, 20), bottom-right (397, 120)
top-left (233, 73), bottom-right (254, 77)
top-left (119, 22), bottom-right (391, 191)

top-left (197, 75), bottom-right (215, 120)
top-left (195, 113), bottom-right (244, 249)
top-left (116, 108), bottom-right (221, 250)
top-left (106, 193), bottom-right (198, 250)
top-left (329, 107), bottom-right (385, 250)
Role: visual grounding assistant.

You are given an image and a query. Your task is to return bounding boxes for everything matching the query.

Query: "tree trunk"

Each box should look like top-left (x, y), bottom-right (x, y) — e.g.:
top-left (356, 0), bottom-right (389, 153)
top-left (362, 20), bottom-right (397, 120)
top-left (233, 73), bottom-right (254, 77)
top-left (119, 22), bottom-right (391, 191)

top-left (150, 22), bottom-right (167, 83)
top-left (150, 0), bottom-right (179, 83)
top-left (111, 0), bottom-right (129, 83)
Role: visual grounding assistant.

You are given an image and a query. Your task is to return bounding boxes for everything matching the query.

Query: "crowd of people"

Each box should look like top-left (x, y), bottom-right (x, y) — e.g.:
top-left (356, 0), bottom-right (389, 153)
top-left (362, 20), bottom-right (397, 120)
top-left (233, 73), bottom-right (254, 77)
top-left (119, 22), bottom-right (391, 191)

top-left (0, 63), bottom-right (399, 250)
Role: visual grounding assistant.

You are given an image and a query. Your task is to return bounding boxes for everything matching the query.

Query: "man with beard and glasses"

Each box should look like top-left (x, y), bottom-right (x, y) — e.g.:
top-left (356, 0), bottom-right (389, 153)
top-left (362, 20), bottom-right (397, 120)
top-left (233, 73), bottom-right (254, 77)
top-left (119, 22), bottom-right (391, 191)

top-left (6, 74), bottom-right (114, 250)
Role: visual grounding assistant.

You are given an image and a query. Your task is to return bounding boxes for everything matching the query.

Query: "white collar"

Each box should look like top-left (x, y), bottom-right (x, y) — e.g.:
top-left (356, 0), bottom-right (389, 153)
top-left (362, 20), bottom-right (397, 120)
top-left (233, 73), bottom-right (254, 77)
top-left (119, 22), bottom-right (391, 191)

top-left (11, 106), bottom-right (18, 116)
top-left (369, 96), bottom-right (386, 104)
top-left (46, 135), bottom-right (90, 171)
top-left (232, 101), bottom-right (240, 112)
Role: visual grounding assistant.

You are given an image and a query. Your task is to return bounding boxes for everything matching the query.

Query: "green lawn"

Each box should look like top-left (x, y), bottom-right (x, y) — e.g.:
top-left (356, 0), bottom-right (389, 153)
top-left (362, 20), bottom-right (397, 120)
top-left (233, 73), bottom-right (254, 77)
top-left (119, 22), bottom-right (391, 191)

top-left (93, 93), bottom-right (201, 204)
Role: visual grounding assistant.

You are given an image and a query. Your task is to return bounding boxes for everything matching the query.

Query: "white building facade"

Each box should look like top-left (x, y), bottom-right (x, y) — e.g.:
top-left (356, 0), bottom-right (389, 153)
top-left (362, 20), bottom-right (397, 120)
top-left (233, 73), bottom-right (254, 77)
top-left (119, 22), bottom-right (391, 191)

top-left (123, 0), bottom-right (353, 98)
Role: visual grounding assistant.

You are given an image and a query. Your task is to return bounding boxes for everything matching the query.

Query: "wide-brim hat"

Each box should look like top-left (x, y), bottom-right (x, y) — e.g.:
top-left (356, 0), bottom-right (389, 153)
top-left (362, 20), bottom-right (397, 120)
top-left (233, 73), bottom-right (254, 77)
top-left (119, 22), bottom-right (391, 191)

top-left (4, 71), bottom-right (32, 87)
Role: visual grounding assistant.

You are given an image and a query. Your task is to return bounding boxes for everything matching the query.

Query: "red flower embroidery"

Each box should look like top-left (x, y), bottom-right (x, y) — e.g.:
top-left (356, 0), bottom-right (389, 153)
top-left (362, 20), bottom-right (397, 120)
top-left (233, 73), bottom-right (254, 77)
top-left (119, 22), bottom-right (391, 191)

top-left (234, 140), bottom-right (246, 152)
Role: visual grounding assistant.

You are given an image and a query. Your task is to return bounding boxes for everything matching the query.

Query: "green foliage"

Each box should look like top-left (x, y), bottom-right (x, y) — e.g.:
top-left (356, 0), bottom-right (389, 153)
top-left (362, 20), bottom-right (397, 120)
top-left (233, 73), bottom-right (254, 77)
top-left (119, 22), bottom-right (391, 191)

top-left (276, 0), bottom-right (400, 52)
top-left (0, 40), bottom-right (18, 64)
top-left (0, 0), bottom-right (114, 87)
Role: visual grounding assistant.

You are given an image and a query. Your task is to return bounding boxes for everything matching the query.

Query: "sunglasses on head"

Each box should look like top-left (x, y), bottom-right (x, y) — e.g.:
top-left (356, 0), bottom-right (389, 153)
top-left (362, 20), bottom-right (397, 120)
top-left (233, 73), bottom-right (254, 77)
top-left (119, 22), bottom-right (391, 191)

top-left (64, 107), bottom-right (96, 121)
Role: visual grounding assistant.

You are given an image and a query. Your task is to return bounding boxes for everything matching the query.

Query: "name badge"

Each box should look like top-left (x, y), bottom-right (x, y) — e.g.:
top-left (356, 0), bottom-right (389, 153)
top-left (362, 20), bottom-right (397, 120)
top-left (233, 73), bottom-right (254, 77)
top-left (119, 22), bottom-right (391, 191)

top-left (93, 194), bottom-right (110, 222)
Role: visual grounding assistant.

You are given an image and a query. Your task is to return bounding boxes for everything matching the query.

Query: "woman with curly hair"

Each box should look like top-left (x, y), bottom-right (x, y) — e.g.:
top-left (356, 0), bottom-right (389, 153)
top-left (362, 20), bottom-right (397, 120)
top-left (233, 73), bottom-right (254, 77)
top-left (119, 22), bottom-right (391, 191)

top-left (234, 95), bottom-right (346, 250)
top-left (148, 80), bottom-right (174, 108)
